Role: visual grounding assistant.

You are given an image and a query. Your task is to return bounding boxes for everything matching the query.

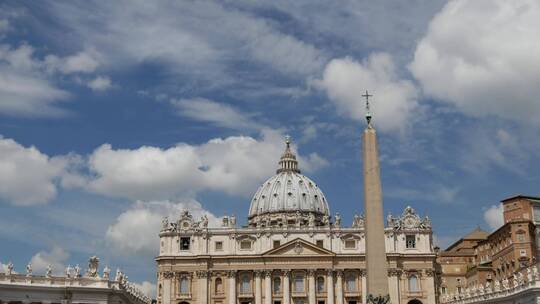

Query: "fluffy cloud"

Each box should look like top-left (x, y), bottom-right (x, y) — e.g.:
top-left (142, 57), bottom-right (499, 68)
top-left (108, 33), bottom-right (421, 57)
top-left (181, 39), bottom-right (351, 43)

top-left (44, 50), bottom-right (101, 74)
top-left (86, 129), bottom-right (326, 200)
top-left (171, 97), bottom-right (263, 131)
top-left (484, 204), bottom-right (504, 230)
top-left (87, 75), bottom-right (112, 91)
top-left (410, 0), bottom-right (540, 124)
top-left (0, 137), bottom-right (69, 205)
top-left (133, 281), bottom-right (156, 298)
top-left (106, 200), bottom-right (220, 256)
top-left (29, 246), bottom-right (70, 275)
top-left (0, 44), bottom-right (70, 116)
top-left (317, 53), bottom-right (418, 132)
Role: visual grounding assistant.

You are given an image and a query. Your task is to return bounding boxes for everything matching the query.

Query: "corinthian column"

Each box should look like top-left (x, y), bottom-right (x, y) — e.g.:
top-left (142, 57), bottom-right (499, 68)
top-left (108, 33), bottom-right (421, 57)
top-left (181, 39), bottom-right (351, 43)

top-left (283, 270), bottom-right (291, 304)
top-left (336, 270), bottom-right (344, 304)
top-left (327, 270), bottom-right (335, 304)
top-left (265, 271), bottom-right (272, 304)
top-left (228, 270), bottom-right (237, 304)
top-left (308, 269), bottom-right (316, 304)
top-left (255, 271), bottom-right (262, 304)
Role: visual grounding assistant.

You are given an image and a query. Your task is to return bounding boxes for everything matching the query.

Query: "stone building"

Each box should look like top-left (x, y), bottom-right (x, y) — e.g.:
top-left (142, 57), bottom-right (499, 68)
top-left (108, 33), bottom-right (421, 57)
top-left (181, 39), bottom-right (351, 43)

top-left (438, 195), bottom-right (540, 302)
top-left (0, 256), bottom-right (151, 304)
top-left (155, 137), bottom-right (437, 304)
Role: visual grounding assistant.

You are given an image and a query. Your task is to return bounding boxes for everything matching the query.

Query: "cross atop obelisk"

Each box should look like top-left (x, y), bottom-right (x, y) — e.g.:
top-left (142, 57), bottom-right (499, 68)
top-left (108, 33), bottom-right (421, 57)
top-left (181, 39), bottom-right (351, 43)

top-left (362, 90), bottom-right (390, 304)
top-left (362, 90), bottom-right (373, 127)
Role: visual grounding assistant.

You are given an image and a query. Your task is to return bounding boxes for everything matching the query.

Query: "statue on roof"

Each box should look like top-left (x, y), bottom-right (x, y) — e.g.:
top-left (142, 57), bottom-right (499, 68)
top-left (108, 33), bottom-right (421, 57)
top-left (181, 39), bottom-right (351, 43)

top-left (26, 263), bottom-right (32, 276)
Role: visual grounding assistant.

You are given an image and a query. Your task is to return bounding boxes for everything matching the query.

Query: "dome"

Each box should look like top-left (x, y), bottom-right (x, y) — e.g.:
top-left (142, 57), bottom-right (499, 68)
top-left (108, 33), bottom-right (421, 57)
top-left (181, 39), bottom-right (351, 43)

top-left (248, 137), bottom-right (330, 227)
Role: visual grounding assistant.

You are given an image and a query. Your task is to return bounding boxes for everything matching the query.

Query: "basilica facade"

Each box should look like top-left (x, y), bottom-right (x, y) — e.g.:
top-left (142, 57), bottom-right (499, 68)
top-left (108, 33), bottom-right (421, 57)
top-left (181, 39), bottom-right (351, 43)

top-left (156, 139), bottom-right (437, 304)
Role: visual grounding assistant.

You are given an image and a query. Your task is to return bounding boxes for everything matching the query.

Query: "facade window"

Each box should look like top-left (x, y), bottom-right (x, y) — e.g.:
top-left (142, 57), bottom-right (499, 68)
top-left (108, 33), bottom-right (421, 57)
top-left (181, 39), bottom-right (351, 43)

top-left (215, 277), bottom-right (223, 294)
top-left (158, 284), bottom-right (162, 297)
top-left (345, 274), bottom-right (356, 292)
top-left (520, 249), bottom-right (527, 257)
top-left (442, 286), bottom-right (447, 294)
top-left (273, 240), bottom-right (281, 248)
top-left (408, 275), bottom-right (419, 292)
top-left (180, 237), bottom-right (190, 250)
top-left (316, 240), bottom-right (324, 248)
top-left (273, 277), bottom-right (282, 294)
top-left (517, 233), bottom-right (525, 242)
top-left (241, 275), bottom-right (251, 293)
top-left (294, 275), bottom-right (305, 292)
top-left (534, 206), bottom-right (540, 223)
top-left (406, 235), bottom-right (416, 249)
top-left (316, 276), bottom-right (325, 293)
top-left (180, 277), bottom-right (190, 294)
top-left (345, 239), bottom-right (356, 249)
top-left (215, 241), bottom-right (223, 251)
top-left (240, 240), bottom-right (252, 250)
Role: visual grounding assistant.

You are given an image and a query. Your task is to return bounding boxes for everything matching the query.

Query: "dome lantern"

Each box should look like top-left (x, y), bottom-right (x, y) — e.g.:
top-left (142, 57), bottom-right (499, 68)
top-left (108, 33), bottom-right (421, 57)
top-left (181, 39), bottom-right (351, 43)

top-left (276, 135), bottom-right (300, 174)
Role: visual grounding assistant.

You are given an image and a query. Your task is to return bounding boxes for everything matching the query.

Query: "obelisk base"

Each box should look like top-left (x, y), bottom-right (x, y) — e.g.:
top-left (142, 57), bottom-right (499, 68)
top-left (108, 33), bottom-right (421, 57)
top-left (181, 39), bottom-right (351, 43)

top-left (367, 294), bottom-right (391, 304)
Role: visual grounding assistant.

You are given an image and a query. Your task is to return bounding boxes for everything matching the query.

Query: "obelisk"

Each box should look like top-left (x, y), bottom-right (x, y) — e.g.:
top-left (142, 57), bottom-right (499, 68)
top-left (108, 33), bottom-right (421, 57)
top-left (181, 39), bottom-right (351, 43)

top-left (362, 91), bottom-right (390, 303)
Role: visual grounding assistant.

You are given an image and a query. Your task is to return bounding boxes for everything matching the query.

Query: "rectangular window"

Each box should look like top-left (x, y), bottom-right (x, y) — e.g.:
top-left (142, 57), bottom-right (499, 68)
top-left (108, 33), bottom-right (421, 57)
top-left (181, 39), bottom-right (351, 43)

top-left (345, 240), bottom-right (356, 249)
top-left (240, 240), bottom-right (252, 250)
top-left (180, 237), bottom-right (190, 250)
top-left (273, 240), bottom-right (281, 248)
top-left (215, 241), bottom-right (223, 251)
top-left (517, 234), bottom-right (525, 242)
top-left (520, 249), bottom-right (527, 257)
top-left (534, 206), bottom-right (540, 223)
top-left (294, 275), bottom-right (305, 292)
top-left (406, 235), bottom-right (416, 249)
top-left (316, 240), bottom-right (324, 248)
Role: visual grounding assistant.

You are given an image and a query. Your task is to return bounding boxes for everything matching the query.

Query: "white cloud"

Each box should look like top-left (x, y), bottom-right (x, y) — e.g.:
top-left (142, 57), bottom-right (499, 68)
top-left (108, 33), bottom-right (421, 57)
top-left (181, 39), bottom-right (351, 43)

top-left (484, 204), bottom-right (504, 230)
top-left (171, 97), bottom-right (263, 131)
top-left (0, 44), bottom-right (70, 116)
top-left (410, 0), bottom-right (540, 125)
top-left (47, 1), bottom-right (325, 81)
top-left (87, 75), bottom-right (112, 91)
top-left (105, 200), bottom-right (220, 256)
top-left (85, 129), bottom-right (327, 200)
top-left (44, 50), bottom-right (101, 74)
top-left (30, 246), bottom-right (70, 275)
top-left (0, 137), bottom-right (69, 205)
top-left (317, 53), bottom-right (418, 132)
top-left (133, 281), bottom-right (156, 298)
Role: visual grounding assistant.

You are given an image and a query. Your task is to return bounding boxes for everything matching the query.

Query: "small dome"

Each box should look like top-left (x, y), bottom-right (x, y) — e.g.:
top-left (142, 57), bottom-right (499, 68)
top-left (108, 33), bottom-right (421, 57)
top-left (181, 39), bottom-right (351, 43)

top-left (248, 137), bottom-right (330, 225)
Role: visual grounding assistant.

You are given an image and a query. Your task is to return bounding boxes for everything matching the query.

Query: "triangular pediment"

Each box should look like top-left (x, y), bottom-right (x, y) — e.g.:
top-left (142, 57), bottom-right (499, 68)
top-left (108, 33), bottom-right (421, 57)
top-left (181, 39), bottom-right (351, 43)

top-left (263, 238), bottom-right (335, 256)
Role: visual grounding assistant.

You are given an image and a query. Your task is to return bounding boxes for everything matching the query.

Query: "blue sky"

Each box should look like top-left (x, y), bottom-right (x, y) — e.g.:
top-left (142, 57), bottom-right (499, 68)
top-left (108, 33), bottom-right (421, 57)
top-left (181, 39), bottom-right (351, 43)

top-left (1, 0), bottom-right (540, 296)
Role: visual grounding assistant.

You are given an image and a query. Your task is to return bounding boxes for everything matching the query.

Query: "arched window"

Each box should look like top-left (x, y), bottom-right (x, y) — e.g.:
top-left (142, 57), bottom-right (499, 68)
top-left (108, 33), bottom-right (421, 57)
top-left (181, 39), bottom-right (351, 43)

top-left (409, 275), bottom-right (419, 292)
top-left (317, 276), bottom-right (325, 293)
top-left (346, 274), bottom-right (356, 292)
top-left (241, 274), bottom-right (251, 293)
top-left (158, 284), bottom-right (162, 297)
top-left (294, 274), bottom-right (305, 292)
top-left (215, 277), bottom-right (223, 294)
top-left (273, 277), bottom-right (282, 294)
top-left (179, 277), bottom-right (189, 295)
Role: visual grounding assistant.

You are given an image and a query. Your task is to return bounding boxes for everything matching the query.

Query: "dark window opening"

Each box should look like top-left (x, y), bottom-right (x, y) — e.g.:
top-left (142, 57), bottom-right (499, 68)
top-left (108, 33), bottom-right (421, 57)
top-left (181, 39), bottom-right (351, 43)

top-left (180, 237), bottom-right (190, 250)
